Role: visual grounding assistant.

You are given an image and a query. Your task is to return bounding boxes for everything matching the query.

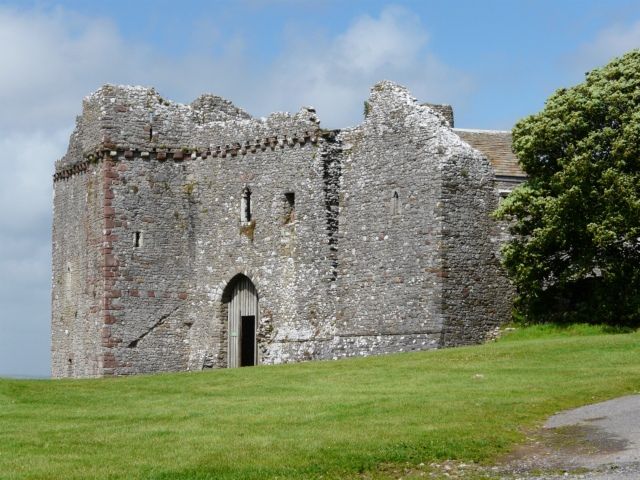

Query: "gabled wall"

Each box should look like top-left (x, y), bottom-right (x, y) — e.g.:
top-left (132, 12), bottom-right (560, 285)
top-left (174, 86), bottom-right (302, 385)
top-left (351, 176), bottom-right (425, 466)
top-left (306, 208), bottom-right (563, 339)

top-left (334, 82), bottom-right (447, 356)
top-left (335, 81), bottom-right (514, 353)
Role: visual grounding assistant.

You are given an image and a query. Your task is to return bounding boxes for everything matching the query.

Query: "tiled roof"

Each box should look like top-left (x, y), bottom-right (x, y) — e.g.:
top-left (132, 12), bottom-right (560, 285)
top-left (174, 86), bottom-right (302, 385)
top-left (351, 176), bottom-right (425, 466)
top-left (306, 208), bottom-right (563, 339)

top-left (454, 129), bottom-right (525, 178)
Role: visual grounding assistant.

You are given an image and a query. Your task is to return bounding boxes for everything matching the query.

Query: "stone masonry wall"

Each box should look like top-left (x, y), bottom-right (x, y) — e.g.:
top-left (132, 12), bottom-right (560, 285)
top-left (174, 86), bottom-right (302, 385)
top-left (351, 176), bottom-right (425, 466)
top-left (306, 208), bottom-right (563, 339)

top-left (334, 82), bottom-right (447, 358)
top-left (100, 153), bottom-right (194, 375)
top-left (53, 84), bottom-right (340, 376)
top-left (52, 81), bottom-right (518, 377)
top-left (57, 85), bottom-right (320, 170)
top-left (52, 162), bottom-right (105, 377)
top-left (438, 140), bottom-right (511, 345)
top-left (184, 134), bottom-right (338, 368)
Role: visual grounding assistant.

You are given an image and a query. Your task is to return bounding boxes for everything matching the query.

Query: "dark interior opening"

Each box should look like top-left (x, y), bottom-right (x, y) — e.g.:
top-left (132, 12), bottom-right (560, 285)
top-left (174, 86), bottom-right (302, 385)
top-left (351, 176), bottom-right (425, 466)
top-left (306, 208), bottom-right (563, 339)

top-left (242, 187), bottom-right (252, 222)
top-left (240, 315), bottom-right (256, 367)
top-left (284, 192), bottom-right (295, 224)
top-left (391, 191), bottom-right (400, 215)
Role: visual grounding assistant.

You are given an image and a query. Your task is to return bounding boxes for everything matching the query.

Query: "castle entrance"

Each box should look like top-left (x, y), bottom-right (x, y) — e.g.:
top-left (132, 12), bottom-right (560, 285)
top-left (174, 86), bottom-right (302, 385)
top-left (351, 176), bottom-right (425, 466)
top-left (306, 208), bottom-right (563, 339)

top-left (223, 275), bottom-right (258, 368)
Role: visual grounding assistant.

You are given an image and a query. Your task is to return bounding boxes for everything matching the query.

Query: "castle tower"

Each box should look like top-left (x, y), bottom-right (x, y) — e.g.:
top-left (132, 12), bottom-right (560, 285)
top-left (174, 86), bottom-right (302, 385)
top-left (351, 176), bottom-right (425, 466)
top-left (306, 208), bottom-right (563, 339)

top-left (52, 86), bottom-right (339, 377)
top-left (52, 82), bottom-right (520, 378)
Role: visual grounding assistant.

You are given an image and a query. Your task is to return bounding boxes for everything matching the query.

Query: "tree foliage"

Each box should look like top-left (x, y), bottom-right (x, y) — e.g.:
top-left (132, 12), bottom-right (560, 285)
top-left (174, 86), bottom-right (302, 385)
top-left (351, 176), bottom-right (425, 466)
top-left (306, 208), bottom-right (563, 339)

top-left (496, 49), bottom-right (640, 326)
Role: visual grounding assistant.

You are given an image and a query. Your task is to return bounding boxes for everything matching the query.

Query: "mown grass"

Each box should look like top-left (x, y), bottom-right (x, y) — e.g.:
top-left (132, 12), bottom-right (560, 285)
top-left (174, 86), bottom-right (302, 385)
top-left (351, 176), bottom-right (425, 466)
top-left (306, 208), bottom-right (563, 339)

top-left (1, 325), bottom-right (639, 480)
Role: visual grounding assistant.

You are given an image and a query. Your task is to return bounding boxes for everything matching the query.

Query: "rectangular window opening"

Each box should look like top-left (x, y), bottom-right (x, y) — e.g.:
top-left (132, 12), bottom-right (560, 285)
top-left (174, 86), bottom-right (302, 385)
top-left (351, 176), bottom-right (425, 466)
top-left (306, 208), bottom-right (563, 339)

top-left (134, 231), bottom-right (143, 248)
top-left (241, 187), bottom-right (252, 223)
top-left (391, 191), bottom-right (400, 216)
top-left (284, 192), bottom-right (295, 224)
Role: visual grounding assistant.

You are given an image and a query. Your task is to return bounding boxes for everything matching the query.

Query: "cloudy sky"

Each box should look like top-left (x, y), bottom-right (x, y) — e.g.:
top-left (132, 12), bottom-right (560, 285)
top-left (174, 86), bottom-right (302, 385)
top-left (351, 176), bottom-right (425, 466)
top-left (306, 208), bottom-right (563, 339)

top-left (1, 0), bottom-right (639, 377)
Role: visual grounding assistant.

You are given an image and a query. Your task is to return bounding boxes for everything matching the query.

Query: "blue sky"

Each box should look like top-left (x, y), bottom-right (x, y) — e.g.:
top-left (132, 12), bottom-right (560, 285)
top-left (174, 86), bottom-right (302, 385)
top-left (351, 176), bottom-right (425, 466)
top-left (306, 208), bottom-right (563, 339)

top-left (1, 0), bottom-right (639, 377)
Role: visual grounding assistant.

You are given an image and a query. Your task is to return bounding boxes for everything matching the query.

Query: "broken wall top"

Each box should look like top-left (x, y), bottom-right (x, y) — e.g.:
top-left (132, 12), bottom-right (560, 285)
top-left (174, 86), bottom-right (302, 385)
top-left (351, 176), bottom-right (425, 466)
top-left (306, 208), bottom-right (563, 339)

top-left (58, 84), bottom-right (321, 168)
top-left (57, 81), bottom-right (521, 185)
top-left (348, 80), bottom-right (494, 182)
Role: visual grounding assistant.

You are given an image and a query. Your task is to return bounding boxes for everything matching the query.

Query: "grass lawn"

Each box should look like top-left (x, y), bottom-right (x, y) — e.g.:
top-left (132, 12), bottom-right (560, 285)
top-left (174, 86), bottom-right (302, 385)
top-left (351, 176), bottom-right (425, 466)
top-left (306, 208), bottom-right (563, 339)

top-left (1, 325), bottom-right (639, 479)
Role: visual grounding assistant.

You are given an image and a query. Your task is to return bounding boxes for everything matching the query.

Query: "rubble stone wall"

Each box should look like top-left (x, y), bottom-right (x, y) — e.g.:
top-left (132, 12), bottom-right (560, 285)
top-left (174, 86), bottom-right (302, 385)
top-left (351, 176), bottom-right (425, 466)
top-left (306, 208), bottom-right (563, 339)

top-left (52, 81), bottom-right (520, 377)
top-left (438, 142), bottom-right (511, 345)
top-left (100, 154), bottom-right (194, 375)
top-left (51, 162), bottom-right (105, 377)
top-left (334, 83), bottom-right (447, 357)
top-left (183, 133), bottom-right (338, 369)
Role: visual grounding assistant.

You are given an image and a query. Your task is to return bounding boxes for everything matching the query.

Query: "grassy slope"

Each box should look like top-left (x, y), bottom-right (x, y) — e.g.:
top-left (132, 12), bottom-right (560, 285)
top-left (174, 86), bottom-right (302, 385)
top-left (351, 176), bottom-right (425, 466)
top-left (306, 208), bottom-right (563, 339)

top-left (1, 326), bottom-right (639, 480)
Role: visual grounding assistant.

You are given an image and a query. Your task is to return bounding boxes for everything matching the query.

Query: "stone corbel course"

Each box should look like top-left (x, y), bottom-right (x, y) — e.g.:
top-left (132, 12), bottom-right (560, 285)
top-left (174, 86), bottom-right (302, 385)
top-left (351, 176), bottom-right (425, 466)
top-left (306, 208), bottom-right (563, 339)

top-left (53, 129), bottom-right (331, 182)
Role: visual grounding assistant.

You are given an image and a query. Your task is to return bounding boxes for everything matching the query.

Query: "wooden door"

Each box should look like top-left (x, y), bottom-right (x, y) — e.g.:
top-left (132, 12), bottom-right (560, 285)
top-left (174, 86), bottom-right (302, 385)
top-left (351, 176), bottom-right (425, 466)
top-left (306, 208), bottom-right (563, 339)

top-left (227, 276), bottom-right (258, 368)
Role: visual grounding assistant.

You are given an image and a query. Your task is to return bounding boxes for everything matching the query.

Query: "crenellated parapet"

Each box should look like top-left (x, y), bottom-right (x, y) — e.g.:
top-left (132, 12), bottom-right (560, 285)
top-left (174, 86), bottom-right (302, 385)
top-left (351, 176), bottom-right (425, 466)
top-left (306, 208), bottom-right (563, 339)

top-left (57, 84), bottom-right (321, 171)
top-left (53, 128), bottom-right (338, 182)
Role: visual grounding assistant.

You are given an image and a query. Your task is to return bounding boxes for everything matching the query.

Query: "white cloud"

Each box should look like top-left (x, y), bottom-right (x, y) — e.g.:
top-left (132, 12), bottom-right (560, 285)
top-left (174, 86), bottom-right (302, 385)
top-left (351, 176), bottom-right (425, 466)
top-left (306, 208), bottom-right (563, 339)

top-left (0, 129), bottom-right (63, 377)
top-left (0, 130), bottom-right (68, 231)
top-left (0, 8), bottom-right (129, 131)
top-left (0, 7), bottom-right (136, 376)
top-left (336, 7), bottom-right (427, 73)
top-left (0, 7), bottom-right (253, 132)
top-left (261, 6), bottom-right (472, 127)
top-left (572, 20), bottom-right (640, 74)
top-left (0, 4), bottom-right (468, 129)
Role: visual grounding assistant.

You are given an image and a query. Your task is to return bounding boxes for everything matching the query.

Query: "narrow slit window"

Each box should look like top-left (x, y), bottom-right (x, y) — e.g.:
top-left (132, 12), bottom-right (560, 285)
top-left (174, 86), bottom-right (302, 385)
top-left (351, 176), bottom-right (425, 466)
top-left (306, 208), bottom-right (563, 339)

top-left (391, 191), bottom-right (400, 216)
top-left (148, 112), bottom-right (154, 140)
top-left (241, 187), bottom-right (252, 223)
top-left (283, 192), bottom-right (295, 224)
top-left (134, 231), bottom-right (143, 248)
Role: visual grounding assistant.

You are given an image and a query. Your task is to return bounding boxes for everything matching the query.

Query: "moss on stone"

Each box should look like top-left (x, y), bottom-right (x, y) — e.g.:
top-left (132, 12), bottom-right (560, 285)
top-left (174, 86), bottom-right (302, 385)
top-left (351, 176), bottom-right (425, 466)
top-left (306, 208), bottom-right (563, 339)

top-left (240, 220), bottom-right (256, 241)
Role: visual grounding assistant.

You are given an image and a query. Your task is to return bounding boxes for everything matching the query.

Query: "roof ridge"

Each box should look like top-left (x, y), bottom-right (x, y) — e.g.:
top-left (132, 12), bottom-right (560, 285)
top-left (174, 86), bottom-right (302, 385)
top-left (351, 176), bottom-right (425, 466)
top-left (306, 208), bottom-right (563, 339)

top-left (453, 128), bottom-right (511, 134)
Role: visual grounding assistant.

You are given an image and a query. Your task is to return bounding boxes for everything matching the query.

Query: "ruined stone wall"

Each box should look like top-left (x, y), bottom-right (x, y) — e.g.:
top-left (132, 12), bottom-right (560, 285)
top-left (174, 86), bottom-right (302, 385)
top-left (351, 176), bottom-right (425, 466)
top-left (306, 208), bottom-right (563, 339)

top-left (52, 81), bottom-right (520, 378)
top-left (334, 82), bottom-right (446, 357)
top-left (99, 154), bottom-right (194, 375)
top-left (335, 82), bottom-right (515, 355)
top-left (51, 163), bottom-right (105, 377)
top-left (58, 85), bottom-right (319, 169)
top-left (438, 141), bottom-right (512, 345)
top-left (423, 103), bottom-right (454, 127)
top-left (184, 135), bottom-right (338, 368)
top-left (53, 85), bottom-right (339, 376)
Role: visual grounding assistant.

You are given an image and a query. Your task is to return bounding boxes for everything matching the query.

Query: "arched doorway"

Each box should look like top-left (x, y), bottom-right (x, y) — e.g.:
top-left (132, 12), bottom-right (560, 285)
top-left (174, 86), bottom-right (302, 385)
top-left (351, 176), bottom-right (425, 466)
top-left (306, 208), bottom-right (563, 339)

top-left (222, 274), bottom-right (259, 367)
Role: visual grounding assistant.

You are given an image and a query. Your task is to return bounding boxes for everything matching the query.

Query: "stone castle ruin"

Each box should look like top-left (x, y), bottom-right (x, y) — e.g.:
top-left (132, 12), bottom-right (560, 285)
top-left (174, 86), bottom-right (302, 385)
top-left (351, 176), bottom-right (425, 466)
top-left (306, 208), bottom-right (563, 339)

top-left (51, 81), bottom-right (524, 378)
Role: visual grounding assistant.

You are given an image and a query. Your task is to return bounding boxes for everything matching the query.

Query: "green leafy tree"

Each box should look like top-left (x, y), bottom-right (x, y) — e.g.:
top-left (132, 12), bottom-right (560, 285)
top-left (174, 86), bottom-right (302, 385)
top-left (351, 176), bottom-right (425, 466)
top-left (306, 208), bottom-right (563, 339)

top-left (496, 49), bottom-right (640, 326)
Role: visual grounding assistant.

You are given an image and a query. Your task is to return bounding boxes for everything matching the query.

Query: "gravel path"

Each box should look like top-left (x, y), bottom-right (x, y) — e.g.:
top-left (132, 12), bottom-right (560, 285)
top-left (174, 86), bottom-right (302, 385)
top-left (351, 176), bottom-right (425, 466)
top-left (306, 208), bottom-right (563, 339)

top-left (495, 395), bottom-right (640, 479)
